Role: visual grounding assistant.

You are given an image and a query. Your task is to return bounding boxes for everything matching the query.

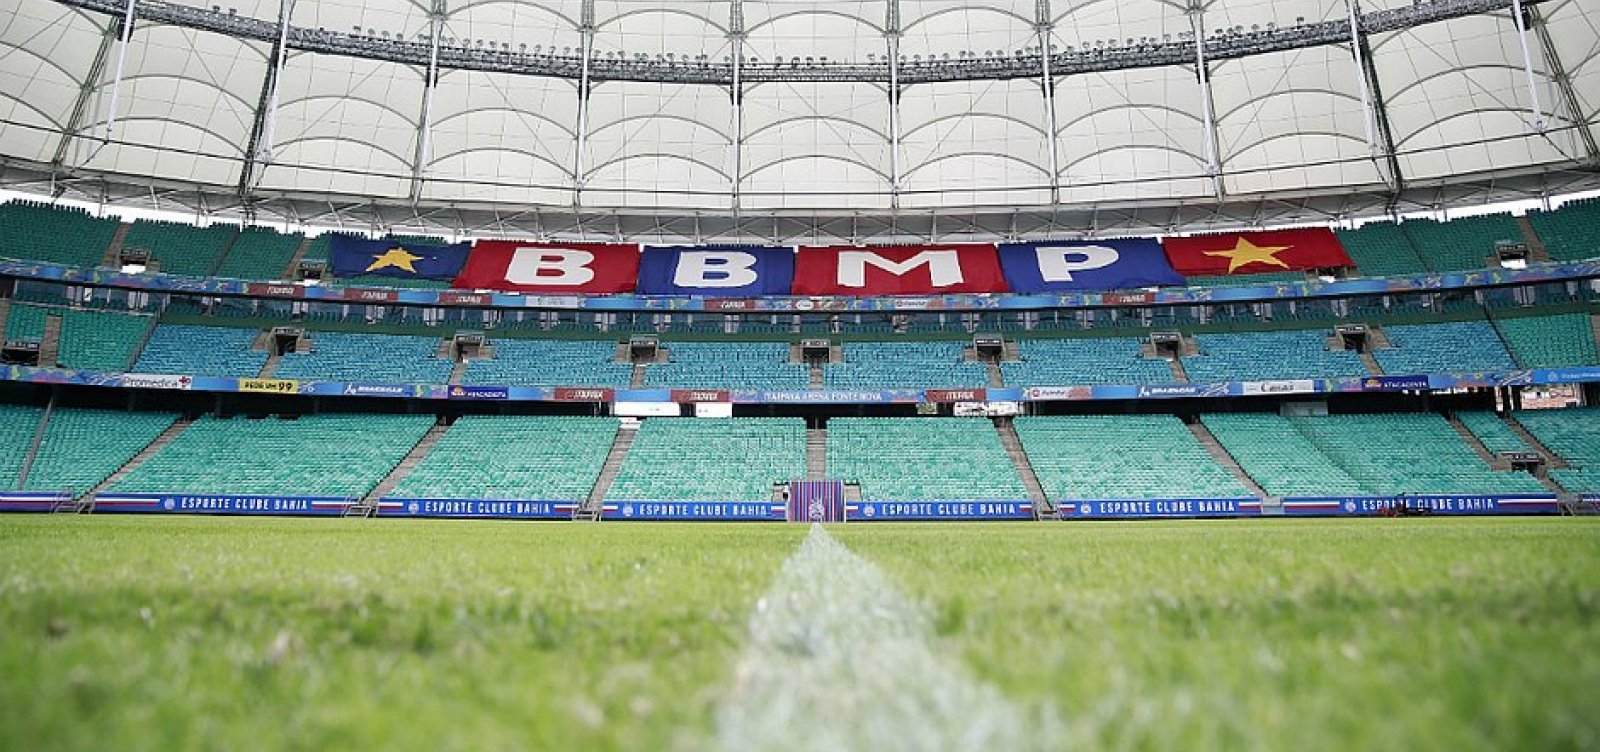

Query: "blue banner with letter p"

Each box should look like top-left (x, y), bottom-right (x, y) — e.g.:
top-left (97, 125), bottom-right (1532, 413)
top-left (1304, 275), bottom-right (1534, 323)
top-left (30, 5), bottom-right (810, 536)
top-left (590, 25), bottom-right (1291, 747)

top-left (998, 239), bottom-right (1185, 293)
top-left (636, 246), bottom-right (795, 296)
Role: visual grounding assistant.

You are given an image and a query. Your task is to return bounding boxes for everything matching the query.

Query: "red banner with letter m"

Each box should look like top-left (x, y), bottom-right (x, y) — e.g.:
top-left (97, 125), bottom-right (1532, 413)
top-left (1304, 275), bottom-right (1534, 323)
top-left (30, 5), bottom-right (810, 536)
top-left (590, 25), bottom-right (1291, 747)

top-left (791, 244), bottom-right (1008, 296)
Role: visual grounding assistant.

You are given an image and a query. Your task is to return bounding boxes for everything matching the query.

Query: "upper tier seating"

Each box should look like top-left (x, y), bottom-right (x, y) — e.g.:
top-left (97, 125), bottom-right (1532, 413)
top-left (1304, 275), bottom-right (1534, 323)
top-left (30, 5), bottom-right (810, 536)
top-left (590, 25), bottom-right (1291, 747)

top-left (824, 342), bottom-right (988, 389)
top-left (0, 201), bottom-right (119, 268)
top-left (132, 324), bottom-right (267, 377)
top-left (463, 339), bottom-right (633, 387)
top-left (274, 332), bottom-right (453, 384)
top-left (1374, 320), bottom-right (1517, 374)
top-left (0, 404), bottom-right (45, 488)
top-left (643, 342), bottom-right (807, 390)
top-left (1527, 197), bottom-right (1600, 262)
top-left (1401, 214), bottom-right (1525, 272)
top-left (1201, 413), bottom-right (1367, 497)
top-left (215, 227), bottom-right (303, 280)
top-left (1016, 415), bottom-right (1251, 501)
top-left (1495, 313), bottom-right (1598, 369)
top-left (113, 414), bottom-right (432, 497)
top-left (1185, 330), bottom-right (1367, 382)
top-left (25, 409), bottom-right (176, 493)
top-left (4, 303), bottom-right (48, 341)
top-left (1000, 337), bottom-right (1169, 386)
top-left (1184, 272), bottom-right (1305, 288)
top-left (1512, 407), bottom-right (1600, 493)
top-left (1456, 411), bottom-right (1531, 455)
top-left (1335, 222), bottom-right (1431, 276)
top-left (606, 418), bottom-right (805, 501)
top-left (828, 418), bottom-right (1027, 501)
top-left (391, 416), bottom-right (618, 501)
top-left (122, 220), bottom-right (235, 277)
top-left (1289, 413), bottom-right (1545, 495)
top-left (57, 309), bottom-right (151, 372)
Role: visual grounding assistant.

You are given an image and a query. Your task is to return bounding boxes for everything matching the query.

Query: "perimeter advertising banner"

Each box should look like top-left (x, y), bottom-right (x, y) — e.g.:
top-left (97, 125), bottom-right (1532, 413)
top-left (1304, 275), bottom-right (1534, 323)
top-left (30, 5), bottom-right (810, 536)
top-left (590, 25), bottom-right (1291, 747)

top-left (92, 494), bottom-right (351, 516)
top-left (377, 498), bottom-right (577, 519)
top-left (608, 501), bottom-right (788, 521)
top-left (845, 501), bottom-right (1035, 520)
top-left (1061, 498), bottom-right (1261, 518)
top-left (1281, 495), bottom-right (1561, 516)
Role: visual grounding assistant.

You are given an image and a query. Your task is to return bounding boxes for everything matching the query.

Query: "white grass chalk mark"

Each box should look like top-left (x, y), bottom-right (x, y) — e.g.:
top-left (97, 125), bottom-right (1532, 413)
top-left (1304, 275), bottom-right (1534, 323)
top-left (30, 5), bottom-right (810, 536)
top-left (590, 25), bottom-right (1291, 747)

top-left (716, 525), bottom-right (1037, 752)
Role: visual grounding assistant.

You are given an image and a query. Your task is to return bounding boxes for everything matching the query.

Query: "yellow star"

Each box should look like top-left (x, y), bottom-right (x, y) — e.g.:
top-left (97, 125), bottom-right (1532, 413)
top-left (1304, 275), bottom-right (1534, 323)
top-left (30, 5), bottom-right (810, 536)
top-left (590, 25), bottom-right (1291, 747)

top-left (1202, 238), bottom-right (1293, 274)
top-left (365, 246), bottom-right (424, 274)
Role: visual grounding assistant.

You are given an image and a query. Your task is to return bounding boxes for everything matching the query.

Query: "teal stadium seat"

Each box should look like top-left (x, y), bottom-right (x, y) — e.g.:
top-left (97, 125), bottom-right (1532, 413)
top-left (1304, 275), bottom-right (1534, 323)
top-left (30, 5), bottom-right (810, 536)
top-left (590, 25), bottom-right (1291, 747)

top-left (1185, 330), bottom-right (1367, 382)
top-left (1456, 411), bottom-right (1531, 455)
top-left (1016, 415), bottom-right (1251, 501)
top-left (1400, 214), bottom-right (1524, 272)
top-left (1288, 413), bottom-right (1545, 495)
top-left (112, 414), bottom-right (432, 498)
top-left (1527, 197), bottom-right (1600, 262)
top-left (392, 416), bottom-right (619, 501)
top-left (132, 325), bottom-right (267, 377)
top-left (824, 342), bottom-right (988, 389)
top-left (1495, 313), bottom-right (1598, 369)
top-left (4, 303), bottom-right (48, 342)
top-left (274, 331), bottom-right (453, 384)
top-left (1374, 321), bottom-right (1517, 374)
top-left (58, 309), bottom-right (152, 372)
top-left (1335, 222), bottom-right (1430, 276)
top-left (26, 409), bottom-right (176, 493)
top-left (215, 227), bottom-right (304, 280)
top-left (1202, 413), bottom-right (1367, 497)
top-left (828, 418), bottom-right (1026, 501)
top-left (606, 418), bottom-right (805, 502)
top-left (1513, 407), bottom-right (1600, 493)
top-left (643, 342), bottom-right (808, 390)
top-left (1000, 337), bottom-right (1169, 386)
top-left (122, 220), bottom-right (236, 277)
top-left (464, 339), bottom-right (633, 387)
top-left (0, 201), bottom-right (119, 268)
top-left (0, 404), bottom-right (45, 488)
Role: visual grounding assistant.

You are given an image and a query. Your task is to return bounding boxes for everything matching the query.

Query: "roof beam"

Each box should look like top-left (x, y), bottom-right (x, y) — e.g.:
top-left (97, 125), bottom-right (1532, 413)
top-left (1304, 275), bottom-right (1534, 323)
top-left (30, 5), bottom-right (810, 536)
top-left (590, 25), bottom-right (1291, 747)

top-left (236, 0), bottom-right (294, 207)
top-left (570, 0), bottom-right (595, 207)
top-left (1357, 31), bottom-right (1407, 204)
top-left (51, 14), bottom-right (119, 173)
top-left (729, 0), bottom-right (745, 214)
top-left (408, 0), bottom-right (446, 203)
top-left (1187, 0), bottom-right (1224, 200)
top-left (886, 0), bottom-right (903, 210)
top-left (1035, 0), bottom-right (1060, 204)
top-left (1528, 3), bottom-right (1600, 164)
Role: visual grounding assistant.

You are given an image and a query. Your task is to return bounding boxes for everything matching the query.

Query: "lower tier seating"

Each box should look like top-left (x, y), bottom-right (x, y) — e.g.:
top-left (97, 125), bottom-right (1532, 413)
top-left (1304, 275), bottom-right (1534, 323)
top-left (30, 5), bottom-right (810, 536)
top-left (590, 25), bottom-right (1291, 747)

top-left (58, 309), bottom-right (151, 372)
top-left (828, 418), bottom-right (1026, 501)
top-left (1289, 413), bottom-right (1545, 495)
top-left (274, 332), bottom-right (452, 384)
top-left (132, 325), bottom-right (267, 377)
top-left (112, 414), bottom-right (433, 498)
top-left (464, 339), bottom-right (633, 388)
top-left (391, 416), bottom-right (618, 501)
top-left (1017, 415), bottom-right (1251, 501)
top-left (1001, 337), bottom-right (1169, 386)
top-left (643, 342), bottom-right (808, 390)
top-left (1374, 321), bottom-right (1517, 374)
top-left (0, 404), bottom-right (45, 488)
top-left (824, 342), bottom-right (989, 389)
top-left (1202, 414), bottom-right (1371, 497)
top-left (1456, 411), bottom-right (1531, 455)
top-left (606, 418), bottom-right (805, 501)
top-left (1185, 330), bottom-right (1367, 382)
top-left (26, 409), bottom-right (176, 492)
top-left (1513, 407), bottom-right (1600, 493)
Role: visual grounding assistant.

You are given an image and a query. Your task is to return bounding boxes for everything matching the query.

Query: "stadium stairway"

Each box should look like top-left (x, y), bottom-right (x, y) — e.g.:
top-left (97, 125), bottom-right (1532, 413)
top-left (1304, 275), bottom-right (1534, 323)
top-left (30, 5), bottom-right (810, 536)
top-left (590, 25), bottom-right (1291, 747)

top-left (1167, 356), bottom-right (1189, 382)
top-left (281, 236), bottom-right (314, 278)
top-left (100, 223), bottom-right (131, 267)
top-left (1513, 215), bottom-right (1551, 262)
top-left (448, 359), bottom-right (469, 386)
top-left (39, 314), bottom-right (62, 366)
top-left (0, 300), bottom-right (10, 337)
top-left (986, 360), bottom-right (1004, 387)
top-left (1591, 314), bottom-right (1600, 357)
top-left (1185, 417), bottom-right (1269, 501)
top-left (1359, 351), bottom-right (1384, 375)
top-left (806, 427), bottom-right (826, 480)
top-left (1503, 413), bottom-right (1572, 469)
top-left (576, 421), bottom-right (634, 520)
top-left (357, 418), bottom-right (452, 515)
top-left (259, 349), bottom-right (282, 378)
top-left (1446, 413), bottom-right (1507, 469)
top-left (629, 362), bottom-right (647, 389)
top-left (993, 417), bottom-right (1053, 519)
top-left (82, 416), bottom-right (194, 508)
top-left (809, 362), bottom-right (823, 389)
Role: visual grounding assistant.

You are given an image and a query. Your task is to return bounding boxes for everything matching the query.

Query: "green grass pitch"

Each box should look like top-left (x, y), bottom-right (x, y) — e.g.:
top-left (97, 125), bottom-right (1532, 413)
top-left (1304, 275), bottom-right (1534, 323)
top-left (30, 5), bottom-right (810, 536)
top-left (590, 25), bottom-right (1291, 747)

top-left (2, 516), bottom-right (1596, 750)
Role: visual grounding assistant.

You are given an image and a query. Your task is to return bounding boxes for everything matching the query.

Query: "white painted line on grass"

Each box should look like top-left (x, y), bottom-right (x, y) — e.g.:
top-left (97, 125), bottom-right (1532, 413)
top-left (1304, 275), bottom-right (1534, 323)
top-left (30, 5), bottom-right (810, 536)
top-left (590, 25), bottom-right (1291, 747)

top-left (716, 525), bottom-right (1038, 752)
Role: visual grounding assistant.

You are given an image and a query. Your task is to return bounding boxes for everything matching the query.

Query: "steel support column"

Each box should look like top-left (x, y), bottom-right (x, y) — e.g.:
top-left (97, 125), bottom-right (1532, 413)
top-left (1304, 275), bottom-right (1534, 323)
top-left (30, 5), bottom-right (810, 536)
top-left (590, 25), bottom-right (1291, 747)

top-left (1528, 4), bottom-right (1599, 162)
top-left (729, 0), bottom-right (745, 213)
top-left (1036, 0), bottom-right (1060, 204)
top-left (1509, 0), bottom-right (1547, 132)
top-left (237, 0), bottom-right (294, 202)
top-left (1188, 1), bottom-right (1223, 199)
top-left (571, 0), bottom-right (595, 206)
top-left (886, 0), bottom-right (902, 210)
top-left (408, 0), bottom-right (446, 202)
top-left (100, 0), bottom-right (137, 143)
top-left (51, 16), bottom-right (119, 172)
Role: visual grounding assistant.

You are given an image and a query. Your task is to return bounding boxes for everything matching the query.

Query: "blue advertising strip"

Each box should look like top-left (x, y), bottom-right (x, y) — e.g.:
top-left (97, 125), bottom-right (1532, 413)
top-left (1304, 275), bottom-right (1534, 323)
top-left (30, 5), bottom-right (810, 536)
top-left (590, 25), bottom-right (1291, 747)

top-left (1358, 375), bottom-right (1431, 392)
top-left (1060, 498), bottom-right (1260, 519)
top-left (92, 494), bottom-right (351, 516)
top-left (377, 498), bottom-right (576, 519)
top-left (845, 500), bottom-right (1034, 521)
top-left (2, 257), bottom-right (1598, 313)
top-left (447, 385), bottom-right (511, 400)
top-left (608, 501), bottom-right (788, 521)
top-left (0, 492), bottom-right (71, 512)
top-left (1281, 495), bottom-right (1561, 516)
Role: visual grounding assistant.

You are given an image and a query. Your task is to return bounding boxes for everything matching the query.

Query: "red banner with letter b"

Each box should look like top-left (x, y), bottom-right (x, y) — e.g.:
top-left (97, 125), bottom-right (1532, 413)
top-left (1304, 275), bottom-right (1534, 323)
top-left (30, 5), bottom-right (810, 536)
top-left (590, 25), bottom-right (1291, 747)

top-left (452, 240), bottom-right (640, 293)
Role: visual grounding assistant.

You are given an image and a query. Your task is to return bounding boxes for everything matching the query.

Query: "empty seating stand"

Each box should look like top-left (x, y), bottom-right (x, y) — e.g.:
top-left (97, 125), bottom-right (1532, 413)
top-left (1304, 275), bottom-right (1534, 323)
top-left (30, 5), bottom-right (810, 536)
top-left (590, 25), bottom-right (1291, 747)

top-left (1185, 330), bottom-right (1367, 382)
top-left (1374, 320), bottom-right (1517, 374)
top-left (1335, 222), bottom-right (1430, 276)
top-left (133, 325), bottom-right (267, 377)
top-left (392, 416), bottom-right (619, 501)
top-left (0, 201), bottom-right (119, 268)
top-left (1514, 408), bottom-right (1600, 493)
top-left (25, 409), bottom-right (177, 493)
top-left (274, 331), bottom-right (453, 384)
top-left (643, 342), bottom-right (808, 390)
top-left (606, 418), bottom-right (805, 502)
top-left (122, 220), bottom-right (236, 276)
top-left (824, 342), bottom-right (988, 389)
top-left (215, 227), bottom-right (304, 280)
top-left (828, 418), bottom-right (1025, 501)
top-left (1288, 413), bottom-right (1544, 496)
top-left (464, 339), bottom-right (633, 388)
top-left (58, 309), bottom-right (152, 372)
top-left (112, 414), bottom-right (432, 498)
top-left (1527, 198), bottom-right (1600, 262)
top-left (1016, 415), bottom-right (1250, 501)
top-left (1495, 313), bottom-right (1598, 369)
top-left (1001, 337), bottom-right (1169, 386)
top-left (1202, 413), bottom-right (1371, 497)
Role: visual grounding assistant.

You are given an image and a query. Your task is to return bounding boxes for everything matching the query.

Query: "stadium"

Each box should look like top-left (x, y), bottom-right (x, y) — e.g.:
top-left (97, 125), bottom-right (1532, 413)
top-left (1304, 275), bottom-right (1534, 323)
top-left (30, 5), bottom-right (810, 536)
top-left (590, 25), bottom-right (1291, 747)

top-left (0, 0), bottom-right (1598, 748)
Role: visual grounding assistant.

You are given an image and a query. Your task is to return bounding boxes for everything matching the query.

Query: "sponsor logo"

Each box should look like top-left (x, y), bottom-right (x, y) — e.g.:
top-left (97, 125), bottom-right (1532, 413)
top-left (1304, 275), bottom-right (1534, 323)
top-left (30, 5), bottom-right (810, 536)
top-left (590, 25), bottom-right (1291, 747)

top-left (670, 389), bottom-right (730, 403)
top-left (1361, 375), bottom-right (1431, 391)
top-left (448, 385), bottom-right (510, 400)
top-left (523, 296), bottom-right (583, 308)
top-left (1242, 379), bottom-right (1316, 396)
top-left (342, 383), bottom-right (412, 397)
top-left (1101, 291), bottom-right (1155, 306)
top-left (439, 292), bottom-right (492, 306)
top-left (342, 288), bottom-right (398, 302)
top-left (245, 283), bottom-right (303, 297)
top-left (708, 299), bottom-right (759, 311)
top-left (238, 378), bottom-right (299, 394)
top-left (1136, 384), bottom-right (1203, 398)
top-left (925, 389), bottom-right (987, 403)
top-left (1023, 386), bottom-right (1094, 401)
top-left (893, 297), bottom-right (942, 311)
top-left (121, 373), bottom-right (192, 390)
top-left (553, 387), bottom-right (614, 402)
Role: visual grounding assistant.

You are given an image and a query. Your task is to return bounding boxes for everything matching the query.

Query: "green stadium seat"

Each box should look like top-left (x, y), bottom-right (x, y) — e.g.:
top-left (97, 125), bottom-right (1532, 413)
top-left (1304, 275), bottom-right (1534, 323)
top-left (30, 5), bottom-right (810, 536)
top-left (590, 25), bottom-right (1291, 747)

top-left (828, 418), bottom-right (1026, 501)
top-left (607, 418), bottom-right (805, 502)
top-left (1495, 313), bottom-right (1598, 369)
top-left (392, 416), bottom-right (619, 501)
top-left (0, 201), bottom-right (119, 268)
top-left (58, 309), bottom-right (152, 372)
top-left (1017, 415), bottom-right (1250, 501)
top-left (25, 409), bottom-right (176, 493)
top-left (122, 219), bottom-right (236, 277)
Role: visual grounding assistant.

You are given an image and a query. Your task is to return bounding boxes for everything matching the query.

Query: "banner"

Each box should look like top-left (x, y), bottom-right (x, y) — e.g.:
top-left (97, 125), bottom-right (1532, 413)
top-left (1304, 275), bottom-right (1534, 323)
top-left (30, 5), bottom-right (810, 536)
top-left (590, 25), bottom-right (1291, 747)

top-left (1062, 498), bottom-right (1260, 518)
top-left (0, 492), bottom-right (70, 512)
top-left (447, 385), bottom-right (509, 400)
top-left (636, 246), bottom-right (795, 296)
top-left (846, 500), bottom-right (1034, 520)
top-left (238, 378), bottom-right (299, 394)
top-left (328, 236), bottom-right (470, 281)
top-left (121, 373), bottom-right (193, 390)
top-left (999, 239), bottom-right (1185, 292)
top-left (792, 244), bottom-right (1008, 295)
top-left (92, 493), bottom-right (350, 516)
top-left (1282, 495), bottom-right (1561, 516)
top-left (1360, 375), bottom-right (1431, 391)
top-left (377, 498), bottom-right (576, 519)
top-left (453, 241), bottom-right (640, 293)
top-left (609, 501), bottom-right (787, 521)
top-left (1162, 228), bottom-right (1353, 277)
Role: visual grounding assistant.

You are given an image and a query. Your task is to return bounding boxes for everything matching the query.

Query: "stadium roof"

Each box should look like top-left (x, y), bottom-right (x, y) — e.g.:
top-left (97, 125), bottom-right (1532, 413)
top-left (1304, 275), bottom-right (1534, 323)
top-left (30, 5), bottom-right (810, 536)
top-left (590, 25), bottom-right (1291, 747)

top-left (1, 0), bottom-right (1597, 242)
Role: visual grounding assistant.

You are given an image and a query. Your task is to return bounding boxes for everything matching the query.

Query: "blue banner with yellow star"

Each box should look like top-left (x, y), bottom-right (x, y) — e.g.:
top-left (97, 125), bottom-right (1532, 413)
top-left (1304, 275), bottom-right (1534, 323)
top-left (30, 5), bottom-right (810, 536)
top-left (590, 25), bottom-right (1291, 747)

top-left (327, 236), bottom-right (471, 281)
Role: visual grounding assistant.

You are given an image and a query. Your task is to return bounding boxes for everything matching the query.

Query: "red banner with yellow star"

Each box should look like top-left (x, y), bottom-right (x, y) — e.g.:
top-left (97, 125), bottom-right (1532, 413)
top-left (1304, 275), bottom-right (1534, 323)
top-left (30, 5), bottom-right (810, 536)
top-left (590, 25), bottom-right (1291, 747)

top-left (1160, 228), bottom-right (1352, 277)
